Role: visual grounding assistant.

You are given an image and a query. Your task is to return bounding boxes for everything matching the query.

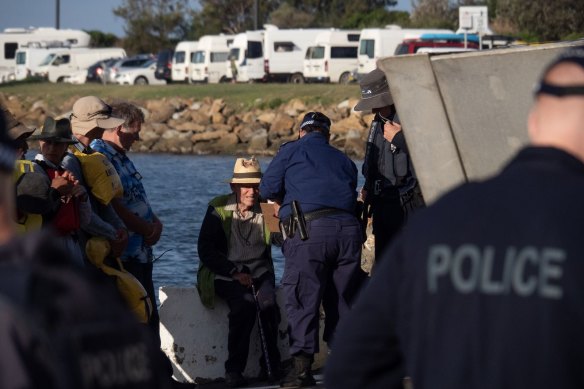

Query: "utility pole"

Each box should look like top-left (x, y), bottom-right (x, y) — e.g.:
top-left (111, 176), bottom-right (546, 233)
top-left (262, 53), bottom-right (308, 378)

top-left (253, 0), bottom-right (258, 30)
top-left (56, 0), bottom-right (60, 29)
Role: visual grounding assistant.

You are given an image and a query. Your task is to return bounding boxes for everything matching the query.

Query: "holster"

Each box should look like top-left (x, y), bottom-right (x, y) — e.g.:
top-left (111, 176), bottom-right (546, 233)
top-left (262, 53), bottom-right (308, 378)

top-left (279, 217), bottom-right (296, 239)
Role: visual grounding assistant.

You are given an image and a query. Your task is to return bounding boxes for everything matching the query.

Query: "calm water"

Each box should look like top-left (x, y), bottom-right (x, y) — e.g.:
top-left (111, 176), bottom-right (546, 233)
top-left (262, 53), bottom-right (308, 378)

top-left (119, 154), bottom-right (363, 294)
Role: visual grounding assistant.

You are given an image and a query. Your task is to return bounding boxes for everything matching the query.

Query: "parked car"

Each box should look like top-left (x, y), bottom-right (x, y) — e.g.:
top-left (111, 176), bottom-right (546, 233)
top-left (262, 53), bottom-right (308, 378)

top-left (114, 59), bottom-right (166, 85)
top-left (104, 54), bottom-right (153, 83)
top-left (63, 69), bottom-right (87, 84)
top-left (154, 48), bottom-right (173, 83)
top-left (86, 58), bottom-right (120, 83)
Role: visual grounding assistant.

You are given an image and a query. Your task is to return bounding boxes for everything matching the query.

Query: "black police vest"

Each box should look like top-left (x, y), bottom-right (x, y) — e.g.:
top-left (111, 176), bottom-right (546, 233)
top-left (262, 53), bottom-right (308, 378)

top-left (0, 233), bottom-right (170, 389)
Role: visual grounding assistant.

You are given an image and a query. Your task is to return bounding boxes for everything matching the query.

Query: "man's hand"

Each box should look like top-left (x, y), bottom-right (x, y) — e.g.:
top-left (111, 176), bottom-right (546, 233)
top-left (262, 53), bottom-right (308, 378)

top-left (383, 120), bottom-right (402, 143)
top-left (272, 202), bottom-right (281, 218)
top-left (110, 228), bottom-right (128, 258)
top-left (144, 217), bottom-right (163, 246)
top-left (232, 272), bottom-right (252, 287)
top-left (70, 183), bottom-right (88, 201)
top-left (359, 187), bottom-right (368, 203)
top-left (51, 172), bottom-right (73, 196)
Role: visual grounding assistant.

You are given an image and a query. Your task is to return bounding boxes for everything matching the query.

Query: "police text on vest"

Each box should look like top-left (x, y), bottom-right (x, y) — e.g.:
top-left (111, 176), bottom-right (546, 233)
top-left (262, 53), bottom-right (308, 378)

top-left (427, 244), bottom-right (564, 299)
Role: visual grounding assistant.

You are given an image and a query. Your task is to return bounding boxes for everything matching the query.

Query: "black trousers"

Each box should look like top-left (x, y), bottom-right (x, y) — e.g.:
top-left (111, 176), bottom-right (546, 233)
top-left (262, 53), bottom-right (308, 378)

top-left (122, 261), bottom-right (160, 346)
top-left (371, 197), bottom-right (405, 264)
top-left (215, 271), bottom-right (280, 375)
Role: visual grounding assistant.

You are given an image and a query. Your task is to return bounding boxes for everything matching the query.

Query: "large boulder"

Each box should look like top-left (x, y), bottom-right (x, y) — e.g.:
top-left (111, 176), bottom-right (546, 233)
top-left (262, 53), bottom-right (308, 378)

top-left (268, 113), bottom-right (295, 139)
top-left (344, 129), bottom-right (366, 159)
top-left (146, 100), bottom-right (175, 123)
top-left (191, 129), bottom-right (229, 142)
top-left (247, 129), bottom-right (269, 154)
top-left (331, 115), bottom-right (364, 135)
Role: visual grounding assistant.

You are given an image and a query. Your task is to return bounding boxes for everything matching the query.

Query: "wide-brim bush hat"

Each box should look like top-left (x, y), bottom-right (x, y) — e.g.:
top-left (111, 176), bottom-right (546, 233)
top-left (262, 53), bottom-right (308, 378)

top-left (70, 96), bottom-right (125, 135)
top-left (29, 116), bottom-right (78, 144)
top-left (2, 107), bottom-right (35, 141)
top-left (354, 68), bottom-right (394, 111)
top-left (228, 157), bottom-right (262, 184)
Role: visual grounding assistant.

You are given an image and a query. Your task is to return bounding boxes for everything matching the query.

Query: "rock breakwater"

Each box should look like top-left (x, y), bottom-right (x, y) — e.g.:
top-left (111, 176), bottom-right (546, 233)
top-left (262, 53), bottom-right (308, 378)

top-left (1, 93), bottom-right (373, 158)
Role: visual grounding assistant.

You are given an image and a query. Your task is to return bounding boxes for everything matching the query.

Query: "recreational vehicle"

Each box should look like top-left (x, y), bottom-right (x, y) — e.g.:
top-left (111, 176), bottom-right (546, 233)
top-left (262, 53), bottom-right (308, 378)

top-left (263, 26), bottom-right (329, 83)
top-left (172, 41), bottom-right (198, 83)
top-left (0, 27), bottom-right (90, 71)
top-left (226, 30), bottom-right (264, 83)
top-left (357, 26), bottom-right (453, 78)
top-left (35, 47), bottom-right (126, 83)
top-left (14, 44), bottom-right (72, 80)
top-left (190, 34), bottom-right (233, 83)
top-left (303, 29), bottom-right (360, 84)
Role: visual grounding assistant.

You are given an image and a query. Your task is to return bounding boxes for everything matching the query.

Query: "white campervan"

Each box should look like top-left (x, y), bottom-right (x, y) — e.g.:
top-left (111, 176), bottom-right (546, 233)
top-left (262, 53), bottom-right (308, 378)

top-left (172, 41), bottom-right (198, 83)
top-left (14, 44), bottom-right (71, 80)
top-left (303, 29), bottom-right (360, 84)
top-left (263, 25), bottom-right (329, 83)
top-left (35, 47), bottom-right (126, 83)
top-left (0, 27), bottom-right (90, 78)
top-left (357, 26), bottom-right (453, 78)
top-left (226, 30), bottom-right (264, 83)
top-left (190, 34), bottom-right (233, 83)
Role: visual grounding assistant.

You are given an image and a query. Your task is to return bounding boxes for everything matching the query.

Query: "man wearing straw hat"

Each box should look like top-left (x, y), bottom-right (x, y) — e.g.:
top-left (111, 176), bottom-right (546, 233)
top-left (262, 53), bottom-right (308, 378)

top-left (198, 156), bottom-right (281, 388)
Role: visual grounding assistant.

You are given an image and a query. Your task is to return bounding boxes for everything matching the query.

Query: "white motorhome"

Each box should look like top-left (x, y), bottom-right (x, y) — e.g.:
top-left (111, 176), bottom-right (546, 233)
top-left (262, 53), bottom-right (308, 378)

top-left (35, 47), bottom-right (126, 83)
top-left (14, 44), bottom-right (71, 80)
top-left (226, 30), bottom-right (265, 83)
top-left (172, 41), bottom-right (198, 83)
top-left (357, 26), bottom-right (453, 77)
top-left (0, 27), bottom-right (90, 72)
top-left (263, 26), bottom-right (329, 83)
top-left (190, 34), bottom-right (233, 83)
top-left (303, 29), bottom-right (360, 84)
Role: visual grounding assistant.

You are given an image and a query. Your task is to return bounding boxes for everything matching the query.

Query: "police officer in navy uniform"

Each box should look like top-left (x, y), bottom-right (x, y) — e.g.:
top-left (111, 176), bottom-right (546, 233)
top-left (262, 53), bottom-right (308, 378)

top-left (356, 68), bottom-right (424, 263)
top-left (326, 46), bottom-right (584, 389)
top-left (260, 112), bottom-right (362, 388)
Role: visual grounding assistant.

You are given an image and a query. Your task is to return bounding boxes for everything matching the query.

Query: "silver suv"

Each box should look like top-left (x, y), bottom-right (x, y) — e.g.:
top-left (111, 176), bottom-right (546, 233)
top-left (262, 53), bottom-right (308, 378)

top-left (103, 55), bottom-right (153, 84)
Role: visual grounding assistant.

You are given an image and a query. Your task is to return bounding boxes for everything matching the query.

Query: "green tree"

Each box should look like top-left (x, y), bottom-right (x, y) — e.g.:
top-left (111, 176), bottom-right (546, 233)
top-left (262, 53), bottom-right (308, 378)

top-left (495, 0), bottom-right (584, 41)
top-left (113, 0), bottom-right (192, 54)
top-left (268, 3), bottom-right (315, 28)
top-left (268, 0), bottom-right (400, 28)
top-left (192, 0), bottom-right (281, 37)
top-left (410, 0), bottom-right (457, 29)
top-left (85, 30), bottom-right (119, 47)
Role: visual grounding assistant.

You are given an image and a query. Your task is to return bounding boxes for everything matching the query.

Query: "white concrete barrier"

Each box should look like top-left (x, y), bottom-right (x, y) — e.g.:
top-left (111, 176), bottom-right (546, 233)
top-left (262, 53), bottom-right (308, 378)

top-left (159, 286), bottom-right (329, 383)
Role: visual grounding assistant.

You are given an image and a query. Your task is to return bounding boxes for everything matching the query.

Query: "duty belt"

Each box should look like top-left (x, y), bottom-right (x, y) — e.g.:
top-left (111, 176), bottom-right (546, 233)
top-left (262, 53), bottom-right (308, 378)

top-left (280, 207), bottom-right (348, 239)
top-left (281, 207), bottom-right (346, 226)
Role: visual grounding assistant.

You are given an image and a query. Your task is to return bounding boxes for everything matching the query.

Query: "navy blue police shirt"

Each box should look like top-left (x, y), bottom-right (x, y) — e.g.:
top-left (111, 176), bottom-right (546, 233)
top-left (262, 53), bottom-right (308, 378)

top-left (326, 146), bottom-right (584, 389)
top-left (260, 131), bottom-right (358, 220)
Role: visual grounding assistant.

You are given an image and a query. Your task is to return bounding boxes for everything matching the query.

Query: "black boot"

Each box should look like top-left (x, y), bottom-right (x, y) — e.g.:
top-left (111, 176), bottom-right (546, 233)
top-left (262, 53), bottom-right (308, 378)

top-left (280, 353), bottom-right (316, 388)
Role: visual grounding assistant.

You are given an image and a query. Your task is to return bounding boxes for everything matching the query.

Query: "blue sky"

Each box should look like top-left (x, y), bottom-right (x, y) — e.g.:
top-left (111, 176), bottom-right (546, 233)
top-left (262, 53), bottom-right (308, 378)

top-left (0, 0), bottom-right (413, 38)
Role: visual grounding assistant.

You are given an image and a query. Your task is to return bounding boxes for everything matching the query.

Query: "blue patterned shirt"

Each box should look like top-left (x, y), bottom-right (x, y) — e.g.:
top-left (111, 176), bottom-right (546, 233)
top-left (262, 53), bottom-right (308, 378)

top-left (90, 139), bottom-right (154, 263)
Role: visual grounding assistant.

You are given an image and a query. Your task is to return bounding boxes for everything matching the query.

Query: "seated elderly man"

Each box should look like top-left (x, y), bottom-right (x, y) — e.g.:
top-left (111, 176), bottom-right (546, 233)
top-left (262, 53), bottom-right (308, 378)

top-left (197, 157), bottom-right (281, 388)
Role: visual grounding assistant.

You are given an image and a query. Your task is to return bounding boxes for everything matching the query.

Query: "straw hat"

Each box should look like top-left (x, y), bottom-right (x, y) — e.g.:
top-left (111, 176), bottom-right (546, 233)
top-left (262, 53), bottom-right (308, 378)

top-left (228, 157), bottom-right (262, 184)
top-left (354, 68), bottom-right (394, 112)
